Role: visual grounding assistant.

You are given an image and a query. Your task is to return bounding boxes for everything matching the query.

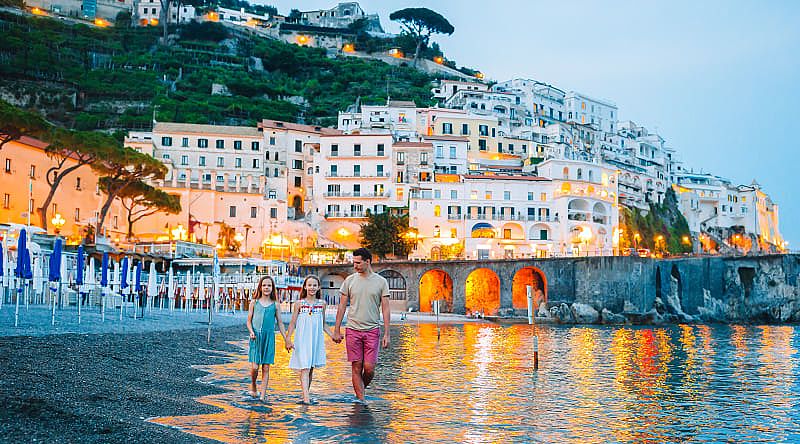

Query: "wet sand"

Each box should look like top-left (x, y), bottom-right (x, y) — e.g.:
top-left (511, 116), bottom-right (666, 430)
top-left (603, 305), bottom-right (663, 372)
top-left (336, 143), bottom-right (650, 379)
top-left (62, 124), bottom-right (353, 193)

top-left (0, 325), bottom-right (246, 443)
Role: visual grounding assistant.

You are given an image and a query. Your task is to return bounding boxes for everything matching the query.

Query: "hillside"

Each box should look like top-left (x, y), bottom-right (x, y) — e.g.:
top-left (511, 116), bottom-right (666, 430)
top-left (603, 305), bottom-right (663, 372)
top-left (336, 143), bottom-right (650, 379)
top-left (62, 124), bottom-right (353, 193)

top-left (0, 11), bottom-right (436, 130)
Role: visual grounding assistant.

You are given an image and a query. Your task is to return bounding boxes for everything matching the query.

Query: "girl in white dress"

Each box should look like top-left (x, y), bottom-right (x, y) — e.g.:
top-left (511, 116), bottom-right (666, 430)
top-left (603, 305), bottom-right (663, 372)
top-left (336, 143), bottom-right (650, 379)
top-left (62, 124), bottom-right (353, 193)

top-left (286, 275), bottom-right (333, 404)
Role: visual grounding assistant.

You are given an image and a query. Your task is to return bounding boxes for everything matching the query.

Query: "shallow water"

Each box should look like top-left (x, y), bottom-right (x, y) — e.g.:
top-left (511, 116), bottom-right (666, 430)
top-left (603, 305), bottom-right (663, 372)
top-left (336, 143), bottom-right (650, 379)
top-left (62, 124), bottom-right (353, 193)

top-left (153, 323), bottom-right (800, 443)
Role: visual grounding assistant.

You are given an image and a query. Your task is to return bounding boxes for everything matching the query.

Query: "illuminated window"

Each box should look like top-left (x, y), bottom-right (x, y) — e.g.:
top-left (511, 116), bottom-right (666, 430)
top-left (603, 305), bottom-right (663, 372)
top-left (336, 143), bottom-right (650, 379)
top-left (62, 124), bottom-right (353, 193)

top-left (581, 102), bottom-right (586, 110)
top-left (471, 191), bottom-right (478, 199)
top-left (397, 188), bottom-right (404, 200)
top-left (433, 225), bottom-right (441, 237)
top-left (450, 228), bottom-right (457, 238)
top-left (540, 193), bottom-right (547, 201)
top-left (485, 191), bottom-right (492, 200)
top-left (434, 205), bottom-right (441, 217)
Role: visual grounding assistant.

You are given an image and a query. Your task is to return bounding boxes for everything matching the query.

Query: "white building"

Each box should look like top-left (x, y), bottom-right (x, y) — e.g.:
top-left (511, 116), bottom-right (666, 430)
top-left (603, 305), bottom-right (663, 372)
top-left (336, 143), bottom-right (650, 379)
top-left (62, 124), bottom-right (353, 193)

top-left (493, 79), bottom-right (567, 127)
top-left (565, 91), bottom-right (618, 133)
top-left (432, 79), bottom-right (490, 104)
top-left (136, 0), bottom-right (196, 26)
top-left (299, 2), bottom-right (383, 32)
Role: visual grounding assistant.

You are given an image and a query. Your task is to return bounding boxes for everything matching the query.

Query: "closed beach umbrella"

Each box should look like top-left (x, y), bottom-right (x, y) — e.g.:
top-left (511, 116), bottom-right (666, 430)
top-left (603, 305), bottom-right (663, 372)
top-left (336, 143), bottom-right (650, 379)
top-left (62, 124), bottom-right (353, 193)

top-left (32, 256), bottom-right (43, 293)
top-left (147, 262), bottom-right (158, 298)
top-left (198, 272), bottom-right (205, 304)
top-left (100, 253), bottom-right (109, 289)
top-left (48, 238), bottom-right (63, 283)
top-left (135, 261), bottom-right (142, 293)
top-left (86, 257), bottom-right (96, 289)
top-left (14, 228), bottom-right (28, 279)
top-left (75, 246), bottom-right (85, 286)
top-left (167, 266), bottom-right (175, 301)
top-left (0, 244), bottom-right (5, 307)
top-left (120, 257), bottom-right (129, 291)
top-left (185, 270), bottom-right (193, 310)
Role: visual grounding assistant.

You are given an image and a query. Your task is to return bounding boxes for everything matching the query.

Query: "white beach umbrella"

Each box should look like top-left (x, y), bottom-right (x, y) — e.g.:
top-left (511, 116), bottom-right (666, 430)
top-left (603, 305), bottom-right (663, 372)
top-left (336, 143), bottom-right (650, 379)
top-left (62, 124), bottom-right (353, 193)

top-left (147, 262), bottom-right (158, 298)
top-left (113, 259), bottom-right (120, 293)
top-left (185, 270), bottom-right (193, 311)
top-left (167, 267), bottom-right (175, 311)
top-left (32, 256), bottom-right (43, 294)
top-left (198, 272), bottom-right (205, 310)
top-left (85, 258), bottom-right (96, 305)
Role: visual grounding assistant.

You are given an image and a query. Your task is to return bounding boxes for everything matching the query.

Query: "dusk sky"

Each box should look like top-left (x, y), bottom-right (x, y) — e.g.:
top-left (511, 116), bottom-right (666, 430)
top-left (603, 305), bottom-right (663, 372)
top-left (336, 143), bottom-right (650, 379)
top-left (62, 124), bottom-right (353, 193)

top-left (266, 0), bottom-right (800, 246)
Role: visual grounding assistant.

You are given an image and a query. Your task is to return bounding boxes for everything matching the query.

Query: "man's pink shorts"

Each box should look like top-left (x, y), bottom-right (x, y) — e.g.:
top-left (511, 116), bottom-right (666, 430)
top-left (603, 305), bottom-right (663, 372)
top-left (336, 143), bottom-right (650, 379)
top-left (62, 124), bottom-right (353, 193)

top-left (345, 328), bottom-right (380, 364)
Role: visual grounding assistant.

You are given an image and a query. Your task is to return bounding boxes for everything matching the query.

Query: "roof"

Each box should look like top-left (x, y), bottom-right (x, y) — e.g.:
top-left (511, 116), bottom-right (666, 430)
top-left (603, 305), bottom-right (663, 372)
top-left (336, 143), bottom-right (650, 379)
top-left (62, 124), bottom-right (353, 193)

top-left (17, 136), bottom-right (49, 149)
top-left (386, 100), bottom-right (417, 108)
top-left (423, 135), bottom-right (469, 142)
top-left (259, 120), bottom-right (341, 135)
top-left (154, 122), bottom-right (261, 137)
top-left (464, 174), bottom-right (548, 181)
top-left (393, 142), bottom-right (432, 148)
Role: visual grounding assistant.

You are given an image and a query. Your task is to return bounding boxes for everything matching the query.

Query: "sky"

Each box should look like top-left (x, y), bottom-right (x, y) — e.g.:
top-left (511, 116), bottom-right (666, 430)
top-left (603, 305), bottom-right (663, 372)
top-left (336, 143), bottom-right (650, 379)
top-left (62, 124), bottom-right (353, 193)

top-left (262, 0), bottom-right (800, 246)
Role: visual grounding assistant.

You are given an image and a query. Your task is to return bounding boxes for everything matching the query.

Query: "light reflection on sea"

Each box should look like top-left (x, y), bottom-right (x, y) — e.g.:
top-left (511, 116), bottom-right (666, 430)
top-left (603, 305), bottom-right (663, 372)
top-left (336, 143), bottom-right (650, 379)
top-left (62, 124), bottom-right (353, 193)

top-left (152, 324), bottom-right (800, 443)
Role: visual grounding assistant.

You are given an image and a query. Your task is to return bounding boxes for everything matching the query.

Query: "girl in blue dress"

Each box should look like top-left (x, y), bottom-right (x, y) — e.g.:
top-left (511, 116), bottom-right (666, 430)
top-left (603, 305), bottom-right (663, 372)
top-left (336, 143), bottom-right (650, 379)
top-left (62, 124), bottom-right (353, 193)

top-left (286, 275), bottom-right (333, 404)
top-left (247, 275), bottom-right (288, 401)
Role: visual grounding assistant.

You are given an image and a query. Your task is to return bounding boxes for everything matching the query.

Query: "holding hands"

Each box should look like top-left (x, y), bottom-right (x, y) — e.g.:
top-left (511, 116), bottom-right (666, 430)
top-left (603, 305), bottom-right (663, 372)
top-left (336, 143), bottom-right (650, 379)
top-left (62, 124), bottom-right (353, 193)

top-left (285, 338), bottom-right (294, 352)
top-left (331, 329), bottom-right (343, 344)
top-left (249, 331), bottom-right (256, 340)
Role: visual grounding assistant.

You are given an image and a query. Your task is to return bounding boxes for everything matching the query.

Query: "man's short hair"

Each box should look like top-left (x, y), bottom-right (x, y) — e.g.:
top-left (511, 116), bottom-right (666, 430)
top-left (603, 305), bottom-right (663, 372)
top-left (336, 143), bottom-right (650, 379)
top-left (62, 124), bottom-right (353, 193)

top-left (352, 247), bottom-right (372, 262)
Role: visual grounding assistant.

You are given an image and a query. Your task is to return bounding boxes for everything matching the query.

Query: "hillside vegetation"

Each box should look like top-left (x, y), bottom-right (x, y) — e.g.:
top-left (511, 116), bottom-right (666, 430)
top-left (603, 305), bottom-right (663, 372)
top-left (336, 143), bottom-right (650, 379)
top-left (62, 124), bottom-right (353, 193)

top-left (0, 12), bottom-right (436, 130)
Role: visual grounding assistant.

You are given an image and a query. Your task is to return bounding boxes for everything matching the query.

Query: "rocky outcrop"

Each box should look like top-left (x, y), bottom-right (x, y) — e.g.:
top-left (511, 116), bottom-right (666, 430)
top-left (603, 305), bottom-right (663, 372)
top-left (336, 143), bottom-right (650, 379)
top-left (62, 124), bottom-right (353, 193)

top-left (601, 309), bottom-right (627, 325)
top-left (571, 303), bottom-right (600, 324)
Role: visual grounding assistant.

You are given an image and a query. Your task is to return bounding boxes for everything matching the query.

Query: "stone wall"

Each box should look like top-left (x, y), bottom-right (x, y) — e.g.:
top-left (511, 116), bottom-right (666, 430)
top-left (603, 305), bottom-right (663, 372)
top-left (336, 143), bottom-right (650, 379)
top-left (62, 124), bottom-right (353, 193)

top-left (309, 254), bottom-right (800, 324)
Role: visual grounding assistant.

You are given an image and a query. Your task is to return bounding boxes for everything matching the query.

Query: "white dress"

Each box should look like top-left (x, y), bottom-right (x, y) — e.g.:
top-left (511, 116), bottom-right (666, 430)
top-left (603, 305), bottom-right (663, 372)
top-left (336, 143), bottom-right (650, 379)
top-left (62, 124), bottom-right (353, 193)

top-left (289, 299), bottom-right (327, 370)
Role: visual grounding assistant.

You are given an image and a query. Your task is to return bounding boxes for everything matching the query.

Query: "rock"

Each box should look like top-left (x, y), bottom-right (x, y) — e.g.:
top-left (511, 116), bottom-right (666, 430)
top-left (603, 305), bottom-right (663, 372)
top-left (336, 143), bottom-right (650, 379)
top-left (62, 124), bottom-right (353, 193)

top-left (571, 303), bottom-right (600, 324)
top-left (625, 308), bottom-right (664, 325)
top-left (549, 303), bottom-right (575, 324)
top-left (601, 308), bottom-right (626, 325)
top-left (537, 303), bottom-right (550, 318)
top-left (697, 288), bottom-right (729, 322)
top-left (623, 301), bottom-right (639, 312)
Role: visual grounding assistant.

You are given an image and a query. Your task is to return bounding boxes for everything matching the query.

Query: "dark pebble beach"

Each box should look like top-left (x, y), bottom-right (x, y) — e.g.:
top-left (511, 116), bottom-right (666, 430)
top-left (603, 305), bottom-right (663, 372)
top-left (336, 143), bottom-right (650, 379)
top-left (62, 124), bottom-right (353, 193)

top-left (0, 325), bottom-right (247, 443)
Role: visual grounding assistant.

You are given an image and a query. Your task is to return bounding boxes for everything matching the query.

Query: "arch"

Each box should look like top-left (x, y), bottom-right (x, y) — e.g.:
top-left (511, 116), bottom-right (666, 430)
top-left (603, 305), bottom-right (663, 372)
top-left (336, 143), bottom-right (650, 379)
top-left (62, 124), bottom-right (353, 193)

top-left (419, 269), bottom-right (453, 313)
top-left (568, 199), bottom-right (590, 222)
top-left (512, 267), bottom-right (547, 311)
top-left (670, 264), bottom-right (682, 302)
top-left (379, 269), bottom-right (406, 301)
top-left (562, 167), bottom-right (569, 179)
top-left (500, 222), bottom-right (524, 240)
top-left (465, 268), bottom-right (500, 316)
top-left (529, 223), bottom-right (550, 240)
top-left (592, 202), bottom-right (607, 224)
top-left (290, 195), bottom-right (303, 214)
top-left (471, 222), bottom-right (496, 238)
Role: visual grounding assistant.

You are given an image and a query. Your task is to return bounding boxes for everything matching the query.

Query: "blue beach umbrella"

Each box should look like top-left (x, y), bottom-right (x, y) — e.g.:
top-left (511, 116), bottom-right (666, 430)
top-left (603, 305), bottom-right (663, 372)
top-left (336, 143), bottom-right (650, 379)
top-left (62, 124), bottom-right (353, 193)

top-left (135, 261), bottom-right (142, 292)
top-left (120, 257), bottom-right (129, 290)
top-left (75, 245), bottom-right (85, 286)
top-left (100, 253), bottom-right (109, 288)
top-left (48, 238), bottom-right (63, 283)
top-left (0, 245), bottom-right (4, 279)
top-left (14, 229), bottom-right (28, 279)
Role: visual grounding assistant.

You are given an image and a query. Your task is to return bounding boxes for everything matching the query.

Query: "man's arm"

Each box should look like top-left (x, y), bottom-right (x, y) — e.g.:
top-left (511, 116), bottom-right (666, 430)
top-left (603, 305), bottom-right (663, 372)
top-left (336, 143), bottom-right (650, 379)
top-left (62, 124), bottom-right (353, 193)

top-left (381, 295), bottom-right (390, 349)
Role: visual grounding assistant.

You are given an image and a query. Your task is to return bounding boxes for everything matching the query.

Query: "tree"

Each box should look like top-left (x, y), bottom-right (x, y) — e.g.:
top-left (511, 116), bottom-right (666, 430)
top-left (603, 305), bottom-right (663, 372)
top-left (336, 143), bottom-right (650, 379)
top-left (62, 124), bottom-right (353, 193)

top-left (37, 129), bottom-right (117, 231)
top-left (95, 147), bottom-right (168, 236)
top-left (0, 100), bottom-right (51, 151)
top-left (288, 9), bottom-right (302, 22)
top-left (110, 179), bottom-right (182, 240)
top-left (389, 8), bottom-right (454, 65)
top-left (359, 211), bottom-right (413, 259)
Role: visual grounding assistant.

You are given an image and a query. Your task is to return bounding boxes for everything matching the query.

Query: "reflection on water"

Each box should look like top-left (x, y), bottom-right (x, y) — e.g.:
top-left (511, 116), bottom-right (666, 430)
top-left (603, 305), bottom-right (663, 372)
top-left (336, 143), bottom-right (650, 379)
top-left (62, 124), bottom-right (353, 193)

top-left (153, 324), bottom-right (800, 443)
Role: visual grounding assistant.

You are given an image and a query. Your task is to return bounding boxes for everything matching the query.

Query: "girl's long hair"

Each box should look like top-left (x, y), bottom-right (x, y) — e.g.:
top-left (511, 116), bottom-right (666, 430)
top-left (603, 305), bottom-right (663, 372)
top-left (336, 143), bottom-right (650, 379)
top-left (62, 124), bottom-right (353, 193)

top-left (253, 275), bottom-right (277, 301)
top-left (299, 275), bottom-right (322, 300)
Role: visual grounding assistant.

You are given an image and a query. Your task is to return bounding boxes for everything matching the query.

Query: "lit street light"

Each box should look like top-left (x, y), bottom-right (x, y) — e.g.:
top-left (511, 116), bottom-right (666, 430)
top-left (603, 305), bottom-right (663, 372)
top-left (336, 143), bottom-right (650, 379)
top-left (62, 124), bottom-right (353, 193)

top-left (51, 213), bottom-right (65, 235)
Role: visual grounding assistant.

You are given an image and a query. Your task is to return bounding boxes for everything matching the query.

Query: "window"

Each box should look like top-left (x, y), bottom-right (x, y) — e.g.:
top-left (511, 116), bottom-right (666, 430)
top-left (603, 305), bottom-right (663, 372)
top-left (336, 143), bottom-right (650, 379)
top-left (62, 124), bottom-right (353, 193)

top-left (377, 165), bottom-right (384, 176)
top-left (492, 128), bottom-right (496, 137)
top-left (330, 165), bottom-right (337, 177)
top-left (217, 157), bottom-right (224, 167)
top-left (433, 225), bottom-right (441, 237)
top-left (198, 138), bottom-right (208, 148)
top-left (353, 165), bottom-right (360, 177)
top-left (397, 187), bottom-right (404, 200)
top-left (353, 184), bottom-right (361, 196)
top-left (112, 215), bottom-right (117, 229)
top-left (461, 123), bottom-right (469, 135)
top-left (4, 159), bottom-right (9, 173)
top-left (498, 143), bottom-right (503, 153)
top-left (292, 159), bottom-right (303, 169)
top-left (577, 169), bottom-right (583, 180)
top-left (435, 146), bottom-right (443, 158)
top-left (76, 177), bottom-right (81, 190)
top-left (434, 190), bottom-right (441, 199)
top-left (331, 144), bottom-right (339, 157)
top-left (2, 193), bottom-right (9, 209)
top-left (450, 228), bottom-right (457, 238)
top-left (251, 141), bottom-right (260, 151)
top-left (295, 140), bottom-right (302, 153)
top-left (269, 136), bottom-right (276, 145)
top-left (234, 140), bottom-right (242, 150)
top-left (268, 190), bottom-right (277, 199)
top-left (540, 230), bottom-right (548, 240)
top-left (235, 158), bottom-right (242, 168)
top-left (478, 140), bottom-right (487, 151)
top-left (354, 144), bottom-right (361, 156)
top-left (203, 174), bottom-right (211, 183)
top-left (199, 156), bottom-right (206, 166)
top-left (229, 206), bottom-right (237, 217)
top-left (265, 151), bottom-right (270, 161)
top-left (450, 190), bottom-right (457, 199)
top-left (485, 191), bottom-right (492, 200)
top-left (442, 123), bottom-right (453, 134)
top-left (503, 229), bottom-right (511, 239)
top-left (377, 144), bottom-right (385, 156)
top-left (250, 207), bottom-right (257, 218)
top-left (449, 147), bottom-right (457, 159)
top-left (216, 139), bottom-right (225, 149)
top-left (180, 155), bottom-right (188, 166)
top-left (396, 152), bottom-right (405, 164)
top-left (420, 153), bottom-right (429, 165)
top-left (540, 193), bottom-right (547, 201)
top-left (434, 205), bottom-right (441, 217)
top-left (479, 125), bottom-right (489, 136)
top-left (528, 192), bottom-right (534, 201)
top-left (274, 168), bottom-right (279, 177)
top-left (74, 207), bottom-right (80, 222)
top-left (29, 165), bottom-right (36, 179)
top-left (182, 137), bottom-right (189, 147)
top-left (270, 208), bottom-right (277, 218)
top-left (504, 191), bottom-right (511, 200)
top-left (294, 176), bottom-right (301, 187)
top-left (252, 159), bottom-right (259, 169)
top-left (161, 136), bottom-right (173, 147)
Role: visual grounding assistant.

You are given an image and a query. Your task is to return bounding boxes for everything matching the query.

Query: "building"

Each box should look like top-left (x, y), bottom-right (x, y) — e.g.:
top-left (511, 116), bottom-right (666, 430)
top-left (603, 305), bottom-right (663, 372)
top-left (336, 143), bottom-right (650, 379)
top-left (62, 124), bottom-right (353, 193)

top-left (565, 91), bottom-right (618, 133)
top-left (137, 1), bottom-right (196, 26)
top-left (299, 2), bottom-right (383, 33)
top-left (26, 0), bottom-right (133, 21)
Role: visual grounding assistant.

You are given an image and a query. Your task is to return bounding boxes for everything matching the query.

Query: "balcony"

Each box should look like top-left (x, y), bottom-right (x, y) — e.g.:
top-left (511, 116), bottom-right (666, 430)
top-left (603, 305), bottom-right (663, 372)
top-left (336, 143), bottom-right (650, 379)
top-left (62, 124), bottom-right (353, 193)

top-left (323, 192), bottom-right (387, 198)
top-left (447, 214), bottom-right (463, 220)
top-left (324, 172), bottom-right (390, 179)
top-left (324, 212), bottom-right (368, 219)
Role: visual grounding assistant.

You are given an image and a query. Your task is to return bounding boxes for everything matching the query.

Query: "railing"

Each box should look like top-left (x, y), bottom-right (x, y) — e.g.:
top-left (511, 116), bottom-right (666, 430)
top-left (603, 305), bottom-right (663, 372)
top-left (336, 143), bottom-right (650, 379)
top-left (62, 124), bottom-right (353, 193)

top-left (324, 212), bottom-right (368, 218)
top-left (463, 214), bottom-right (559, 222)
top-left (325, 172), bottom-right (390, 178)
top-left (323, 192), bottom-right (387, 198)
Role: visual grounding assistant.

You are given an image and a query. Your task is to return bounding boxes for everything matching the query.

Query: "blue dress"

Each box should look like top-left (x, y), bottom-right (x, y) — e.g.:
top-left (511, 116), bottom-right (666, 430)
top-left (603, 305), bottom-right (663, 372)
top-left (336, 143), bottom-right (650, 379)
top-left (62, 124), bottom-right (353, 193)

top-left (289, 299), bottom-right (327, 370)
top-left (249, 300), bottom-right (277, 365)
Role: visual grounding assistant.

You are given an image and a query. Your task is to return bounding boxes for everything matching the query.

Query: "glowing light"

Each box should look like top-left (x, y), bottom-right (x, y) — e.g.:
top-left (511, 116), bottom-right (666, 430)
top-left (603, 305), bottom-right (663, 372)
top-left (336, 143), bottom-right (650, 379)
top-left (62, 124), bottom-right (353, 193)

top-left (206, 12), bottom-right (218, 22)
top-left (475, 72), bottom-right (485, 80)
top-left (433, 56), bottom-right (444, 64)
top-left (171, 224), bottom-right (186, 240)
top-left (233, 232), bottom-right (244, 243)
top-left (337, 227), bottom-right (350, 237)
top-left (31, 7), bottom-right (46, 15)
top-left (578, 226), bottom-right (593, 243)
top-left (150, 18), bottom-right (159, 25)
top-left (296, 35), bottom-right (310, 45)
top-left (94, 18), bottom-right (110, 27)
top-left (342, 43), bottom-right (355, 53)
top-left (51, 213), bottom-right (66, 233)
top-left (389, 48), bottom-right (404, 58)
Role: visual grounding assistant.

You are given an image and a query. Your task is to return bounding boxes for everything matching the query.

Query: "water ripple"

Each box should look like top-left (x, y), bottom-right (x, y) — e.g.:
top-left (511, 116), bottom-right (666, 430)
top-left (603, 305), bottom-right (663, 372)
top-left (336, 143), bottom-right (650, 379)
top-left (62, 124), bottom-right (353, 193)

top-left (152, 324), bottom-right (800, 443)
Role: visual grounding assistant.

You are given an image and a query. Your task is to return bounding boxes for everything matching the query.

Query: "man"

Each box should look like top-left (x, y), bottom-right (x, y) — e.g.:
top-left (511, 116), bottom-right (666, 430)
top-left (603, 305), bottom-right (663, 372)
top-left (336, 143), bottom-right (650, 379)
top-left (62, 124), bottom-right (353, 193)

top-left (333, 247), bottom-right (390, 403)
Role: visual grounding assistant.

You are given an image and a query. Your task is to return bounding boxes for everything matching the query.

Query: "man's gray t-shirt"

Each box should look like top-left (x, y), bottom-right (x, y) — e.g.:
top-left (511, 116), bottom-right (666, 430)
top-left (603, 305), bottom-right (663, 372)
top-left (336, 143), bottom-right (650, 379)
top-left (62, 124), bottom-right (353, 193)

top-left (340, 272), bottom-right (390, 331)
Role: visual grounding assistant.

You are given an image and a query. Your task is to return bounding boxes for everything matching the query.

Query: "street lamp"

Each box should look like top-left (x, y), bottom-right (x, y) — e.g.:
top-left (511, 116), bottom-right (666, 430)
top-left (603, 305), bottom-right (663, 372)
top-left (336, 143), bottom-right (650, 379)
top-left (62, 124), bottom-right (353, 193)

top-left (171, 224), bottom-right (186, 241)
top-left (234, 232), bottom-right (245, 253)
top-left (51, 213), bottom-right (65, 235)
